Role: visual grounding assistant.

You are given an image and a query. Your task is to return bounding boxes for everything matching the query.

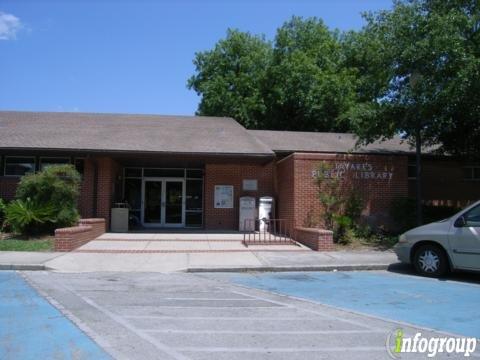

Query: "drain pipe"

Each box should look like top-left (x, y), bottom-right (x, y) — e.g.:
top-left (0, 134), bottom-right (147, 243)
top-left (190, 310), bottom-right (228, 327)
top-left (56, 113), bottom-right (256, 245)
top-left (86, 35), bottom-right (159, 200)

top-left (92, 158), bottom-right (98, 218)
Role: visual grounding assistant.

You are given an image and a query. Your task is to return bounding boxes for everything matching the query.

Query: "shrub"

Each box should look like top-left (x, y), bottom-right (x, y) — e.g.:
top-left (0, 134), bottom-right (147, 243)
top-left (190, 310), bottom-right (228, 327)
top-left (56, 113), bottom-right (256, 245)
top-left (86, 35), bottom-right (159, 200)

top-left (345, 192), bottom-right (363, 224)
top-left (11, 164), bottom-right (81, 235)
top-left (5, 198), bottom-right (56, 235)
top-left (0, 198), bottom-right (6, 231)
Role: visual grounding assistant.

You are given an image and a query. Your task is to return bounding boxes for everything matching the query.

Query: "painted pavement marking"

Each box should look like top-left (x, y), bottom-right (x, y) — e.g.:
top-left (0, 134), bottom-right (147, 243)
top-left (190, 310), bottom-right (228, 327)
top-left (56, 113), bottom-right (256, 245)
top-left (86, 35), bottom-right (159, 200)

top-left (53, 279), bottom-right (191, 360)
top-left (0, 271), bottom-right (111, 360)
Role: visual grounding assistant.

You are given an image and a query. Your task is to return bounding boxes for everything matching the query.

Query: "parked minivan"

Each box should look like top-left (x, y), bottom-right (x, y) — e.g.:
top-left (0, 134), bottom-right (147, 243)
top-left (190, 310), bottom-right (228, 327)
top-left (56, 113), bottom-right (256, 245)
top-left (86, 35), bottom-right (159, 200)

top-left (394, 200), bottom-right (480, 277)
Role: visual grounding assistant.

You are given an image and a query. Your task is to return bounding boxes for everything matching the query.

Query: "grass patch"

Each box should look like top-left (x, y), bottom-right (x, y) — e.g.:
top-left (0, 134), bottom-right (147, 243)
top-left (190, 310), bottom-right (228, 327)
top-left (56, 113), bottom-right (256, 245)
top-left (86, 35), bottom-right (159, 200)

top-left (0, 236), bottom-right (54, 252)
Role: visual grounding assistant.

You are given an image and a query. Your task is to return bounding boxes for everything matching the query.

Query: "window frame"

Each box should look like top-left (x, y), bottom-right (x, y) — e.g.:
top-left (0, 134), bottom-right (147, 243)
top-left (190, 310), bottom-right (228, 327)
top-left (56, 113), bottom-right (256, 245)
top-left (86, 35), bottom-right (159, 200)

top-left (39, 156), bottom-right (72, 171)
top-left (3, 156), bottom-right (36, 177)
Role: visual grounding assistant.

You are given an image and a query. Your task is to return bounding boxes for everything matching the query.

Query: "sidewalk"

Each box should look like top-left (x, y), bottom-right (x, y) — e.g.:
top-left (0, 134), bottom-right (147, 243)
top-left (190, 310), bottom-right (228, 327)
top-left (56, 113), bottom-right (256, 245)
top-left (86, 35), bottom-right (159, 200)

top-left (0, 248), bottom-right (398, 273)
top-left (0, 251), bottom-right (63, 270)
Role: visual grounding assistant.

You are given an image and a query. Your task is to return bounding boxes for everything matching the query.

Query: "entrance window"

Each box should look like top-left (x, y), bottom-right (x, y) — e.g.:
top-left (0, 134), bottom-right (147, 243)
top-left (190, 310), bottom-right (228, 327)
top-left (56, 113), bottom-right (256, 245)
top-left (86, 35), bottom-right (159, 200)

top-left (124, 178), bottom-right (142, 210)
top-left (186, 179), bottom-right (203, 228)
top-left (144, 169), bottom-right (184, 177)
top-left (122, 167), bottom-right (203, 228)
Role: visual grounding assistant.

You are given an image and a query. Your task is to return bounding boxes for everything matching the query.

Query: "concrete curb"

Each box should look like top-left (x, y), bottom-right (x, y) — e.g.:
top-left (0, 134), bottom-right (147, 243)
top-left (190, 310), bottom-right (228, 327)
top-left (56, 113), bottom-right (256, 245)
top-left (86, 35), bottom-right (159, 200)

top-left (186, 263), bottom-right (391, 273)
top-left (0, 264), bottom-right (47, 271)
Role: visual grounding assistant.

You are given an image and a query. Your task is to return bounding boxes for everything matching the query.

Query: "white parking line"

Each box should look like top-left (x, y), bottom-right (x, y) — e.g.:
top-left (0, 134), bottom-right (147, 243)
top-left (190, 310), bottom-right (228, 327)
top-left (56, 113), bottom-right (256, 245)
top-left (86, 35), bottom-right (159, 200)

top-left (175, 346), bottom-right (386, 353)
top-left (56, 281), bottom-right (191, 360)
top-left (143, 329), bottom-right (384, 334)
top-left (229, 288), bottom-right (381, 331)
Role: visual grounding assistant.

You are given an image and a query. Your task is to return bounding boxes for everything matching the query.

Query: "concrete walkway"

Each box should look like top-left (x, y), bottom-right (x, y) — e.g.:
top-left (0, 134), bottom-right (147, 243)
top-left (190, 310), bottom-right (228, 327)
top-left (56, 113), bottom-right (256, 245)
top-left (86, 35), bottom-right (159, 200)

top-left (76, 232), bottom-right (306, 253)
top-left (0, 248), bottom-right (397, 273)
top-left (0, 251), bottom-right (63, 270)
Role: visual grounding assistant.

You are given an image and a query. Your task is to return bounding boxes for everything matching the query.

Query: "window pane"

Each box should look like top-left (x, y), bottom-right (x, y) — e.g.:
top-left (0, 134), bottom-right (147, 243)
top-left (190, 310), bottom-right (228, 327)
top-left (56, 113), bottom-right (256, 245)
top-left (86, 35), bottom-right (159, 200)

top-left (5, 157), bottom-right (35, 176)
top-left (465, 205), bottom-right (480, 227)
top-left (143, 169), bottom-right (184, 177)
top-left (186, 180), bottom-right (203, 211)
top-left (124, 178), bottom-right (142, 210)
top-left (40, 157), bottom-right (70, 171)
top-left (125, 168), bottom-right (142, 177)
top-left (186, 169), bottom-right (203, 179)
top-left (186, 212), bottom-right (202, 227)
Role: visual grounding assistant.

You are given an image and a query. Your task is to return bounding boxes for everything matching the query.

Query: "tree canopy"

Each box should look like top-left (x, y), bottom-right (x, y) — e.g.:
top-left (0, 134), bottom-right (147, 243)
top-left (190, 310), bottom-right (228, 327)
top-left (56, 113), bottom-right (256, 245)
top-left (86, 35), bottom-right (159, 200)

top-left (188, 2), bottom-right (480, 158)
top-left (188, 17), bottom-right (358, 132)
top-left (347, 0), bottom-right (480, 158)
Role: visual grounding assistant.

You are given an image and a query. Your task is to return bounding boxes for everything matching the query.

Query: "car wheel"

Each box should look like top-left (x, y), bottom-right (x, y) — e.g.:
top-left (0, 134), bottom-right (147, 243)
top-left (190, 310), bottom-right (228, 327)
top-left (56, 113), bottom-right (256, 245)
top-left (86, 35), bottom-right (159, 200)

top-left (413, 244), bottom-right (449, 277)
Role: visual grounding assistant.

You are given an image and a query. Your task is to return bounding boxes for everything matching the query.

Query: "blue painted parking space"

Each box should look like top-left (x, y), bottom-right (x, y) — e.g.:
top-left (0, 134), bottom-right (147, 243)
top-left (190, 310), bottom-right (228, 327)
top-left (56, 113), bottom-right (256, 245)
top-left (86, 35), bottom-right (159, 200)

top-left (0, 271), bottom-right (110, 360)
top-left (230, 271), bottom-right (480, 338)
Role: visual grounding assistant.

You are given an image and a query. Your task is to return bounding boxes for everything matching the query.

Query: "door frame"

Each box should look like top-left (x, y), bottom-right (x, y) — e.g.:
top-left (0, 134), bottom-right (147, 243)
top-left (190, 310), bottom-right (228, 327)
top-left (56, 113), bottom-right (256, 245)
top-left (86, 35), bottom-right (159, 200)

top-left (141, 177), bottom-right (186, 228)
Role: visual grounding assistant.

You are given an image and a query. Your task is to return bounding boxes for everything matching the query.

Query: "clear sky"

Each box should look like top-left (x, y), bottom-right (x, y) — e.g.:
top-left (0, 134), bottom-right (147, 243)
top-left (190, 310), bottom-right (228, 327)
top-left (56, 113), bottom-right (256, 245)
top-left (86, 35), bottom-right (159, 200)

top-left (0, 0), bottom-right (392, 116)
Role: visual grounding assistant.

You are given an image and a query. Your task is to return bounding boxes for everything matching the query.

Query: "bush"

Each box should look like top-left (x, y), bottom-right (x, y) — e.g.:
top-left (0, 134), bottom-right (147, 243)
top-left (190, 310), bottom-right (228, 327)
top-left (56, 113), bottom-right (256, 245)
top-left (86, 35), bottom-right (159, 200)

top-left (8, 164), bottom-right (81, 235)
top-left (0, 198), bottom-right (7, 231)
top-left (4, 198), bottom-right (56, 235)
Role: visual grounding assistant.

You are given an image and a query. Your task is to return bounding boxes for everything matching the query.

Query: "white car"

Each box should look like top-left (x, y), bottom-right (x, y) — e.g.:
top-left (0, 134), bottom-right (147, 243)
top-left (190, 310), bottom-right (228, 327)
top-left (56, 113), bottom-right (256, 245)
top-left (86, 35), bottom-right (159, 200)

top-left (394, 200), bottom-right (480, 277)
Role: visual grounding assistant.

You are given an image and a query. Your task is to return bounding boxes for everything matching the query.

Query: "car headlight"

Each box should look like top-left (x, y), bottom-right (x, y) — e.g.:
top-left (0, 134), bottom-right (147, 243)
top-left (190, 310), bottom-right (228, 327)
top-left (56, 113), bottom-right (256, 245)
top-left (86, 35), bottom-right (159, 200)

top-left (398, 234), bottom-right (408, 243)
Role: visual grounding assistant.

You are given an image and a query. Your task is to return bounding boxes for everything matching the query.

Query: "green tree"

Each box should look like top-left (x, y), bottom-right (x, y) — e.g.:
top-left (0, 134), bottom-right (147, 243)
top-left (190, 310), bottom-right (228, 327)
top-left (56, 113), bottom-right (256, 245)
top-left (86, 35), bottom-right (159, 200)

top-left (346, 0), bottom-right (480, 224)
top-left (187, 29), bottom-right (272, 129)
top-left (188, 17), bottom-right (359, 132)
top-left (264, 17), bottom-right (358, 132)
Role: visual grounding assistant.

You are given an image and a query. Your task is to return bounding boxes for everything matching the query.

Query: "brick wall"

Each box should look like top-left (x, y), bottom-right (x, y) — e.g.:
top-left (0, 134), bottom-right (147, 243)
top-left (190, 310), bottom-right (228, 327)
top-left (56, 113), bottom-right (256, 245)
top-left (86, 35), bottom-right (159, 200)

top-left (283, 153), bottom-right (409, 230)
top-left (295, 227), bottom-right (334, 251)
top-left (275, 155), bottom-right (295, 227)
top-left (409, 158), bottom-right (480, 208)
top-left (204, 162), bottom-right (274, 230)
top-left (95, 157), bottom-right (121, 230)
top-left (54, 218), bottom-right (105, 251)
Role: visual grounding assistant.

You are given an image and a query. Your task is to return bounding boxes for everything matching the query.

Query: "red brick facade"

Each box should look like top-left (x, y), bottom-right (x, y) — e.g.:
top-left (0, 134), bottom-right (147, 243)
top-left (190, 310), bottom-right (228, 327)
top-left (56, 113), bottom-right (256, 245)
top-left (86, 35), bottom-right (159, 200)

top-left (276, 153), bottom-right (409, 231)
top-left (204, 162), bottom-right (274, 230)
top-left (409, 157), bottom-right (480, 208)
top-left (54, 218), bottom-right (106, 251)
top-left (1, 152), bottom-right (478, 236)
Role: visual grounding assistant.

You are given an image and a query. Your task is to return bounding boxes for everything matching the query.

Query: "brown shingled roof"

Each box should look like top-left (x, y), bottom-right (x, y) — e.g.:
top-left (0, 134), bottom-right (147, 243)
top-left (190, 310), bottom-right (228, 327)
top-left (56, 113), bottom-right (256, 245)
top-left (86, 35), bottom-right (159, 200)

top-left (249, 129), bottom-right (433, 155)
top-left (0, 111), bottom-right (273, 156)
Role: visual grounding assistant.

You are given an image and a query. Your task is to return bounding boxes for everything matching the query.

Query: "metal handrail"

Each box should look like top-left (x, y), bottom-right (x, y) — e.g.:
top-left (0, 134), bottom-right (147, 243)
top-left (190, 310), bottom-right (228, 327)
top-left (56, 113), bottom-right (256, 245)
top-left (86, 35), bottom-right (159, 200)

top-left (243, 218), bottom-right (296, 246)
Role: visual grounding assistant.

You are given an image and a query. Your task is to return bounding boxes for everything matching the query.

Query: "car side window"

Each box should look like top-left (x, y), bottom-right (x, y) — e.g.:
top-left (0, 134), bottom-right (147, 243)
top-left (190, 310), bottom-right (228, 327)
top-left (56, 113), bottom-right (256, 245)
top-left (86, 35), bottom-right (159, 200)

top-left (464, 205), bottom-right (480, 227)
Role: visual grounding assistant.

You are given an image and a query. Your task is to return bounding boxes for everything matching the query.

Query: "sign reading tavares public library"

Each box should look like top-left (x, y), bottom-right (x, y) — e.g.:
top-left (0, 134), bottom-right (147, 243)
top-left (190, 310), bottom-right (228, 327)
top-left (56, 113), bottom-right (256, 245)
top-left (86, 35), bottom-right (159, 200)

top-left (312, 162), bottom-right (394, 180)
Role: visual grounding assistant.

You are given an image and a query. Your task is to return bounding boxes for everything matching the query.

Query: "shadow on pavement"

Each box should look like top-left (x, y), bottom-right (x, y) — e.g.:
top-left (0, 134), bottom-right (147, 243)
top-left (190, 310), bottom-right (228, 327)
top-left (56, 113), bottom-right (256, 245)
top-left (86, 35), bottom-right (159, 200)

top-left (387, 262), bottom-right (480, 285)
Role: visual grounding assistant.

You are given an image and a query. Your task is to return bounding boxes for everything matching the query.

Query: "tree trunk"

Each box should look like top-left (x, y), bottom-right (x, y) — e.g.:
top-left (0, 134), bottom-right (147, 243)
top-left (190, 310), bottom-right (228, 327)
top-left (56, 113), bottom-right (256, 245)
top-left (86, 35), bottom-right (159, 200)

top-left (415, 126), bottom-right (423, 226)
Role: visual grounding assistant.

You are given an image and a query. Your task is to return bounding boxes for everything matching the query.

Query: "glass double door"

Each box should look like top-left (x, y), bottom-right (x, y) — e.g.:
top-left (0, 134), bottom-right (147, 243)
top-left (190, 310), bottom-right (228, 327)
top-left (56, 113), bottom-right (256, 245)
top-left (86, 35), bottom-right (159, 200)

top-left (142, 178), bottom-right (185, 227)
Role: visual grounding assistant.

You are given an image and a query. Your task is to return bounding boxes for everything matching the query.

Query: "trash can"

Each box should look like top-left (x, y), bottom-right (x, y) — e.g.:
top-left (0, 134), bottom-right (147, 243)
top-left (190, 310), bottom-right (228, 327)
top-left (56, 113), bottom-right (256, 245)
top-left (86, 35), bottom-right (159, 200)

top-left (111, 203), bottom-right (129, 232)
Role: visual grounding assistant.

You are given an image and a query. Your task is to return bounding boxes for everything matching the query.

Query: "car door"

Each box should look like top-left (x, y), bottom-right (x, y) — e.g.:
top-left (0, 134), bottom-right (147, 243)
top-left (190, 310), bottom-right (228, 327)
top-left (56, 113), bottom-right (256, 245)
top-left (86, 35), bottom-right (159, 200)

top-left (449, 204), bottom-right (480, 270)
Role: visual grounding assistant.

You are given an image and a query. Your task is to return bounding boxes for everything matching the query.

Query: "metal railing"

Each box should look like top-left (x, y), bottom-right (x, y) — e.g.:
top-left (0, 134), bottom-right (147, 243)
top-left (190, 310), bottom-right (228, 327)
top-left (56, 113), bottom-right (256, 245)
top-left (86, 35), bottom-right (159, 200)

top-left (242, 218), bottom-right (297, 246)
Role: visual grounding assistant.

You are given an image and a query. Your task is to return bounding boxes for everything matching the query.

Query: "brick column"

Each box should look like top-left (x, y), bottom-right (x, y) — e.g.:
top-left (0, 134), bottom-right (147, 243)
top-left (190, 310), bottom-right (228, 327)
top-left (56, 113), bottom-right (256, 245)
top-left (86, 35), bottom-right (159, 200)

top-left (95, 157), bottom-right (120, 230)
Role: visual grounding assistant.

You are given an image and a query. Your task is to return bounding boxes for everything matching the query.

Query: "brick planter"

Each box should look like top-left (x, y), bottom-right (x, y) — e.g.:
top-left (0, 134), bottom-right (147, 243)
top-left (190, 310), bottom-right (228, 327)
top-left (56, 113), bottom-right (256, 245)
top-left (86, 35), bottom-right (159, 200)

top-left (54, 218), bottom-right (105, 252)
top-left (295, 227), bottom-right (334, 251)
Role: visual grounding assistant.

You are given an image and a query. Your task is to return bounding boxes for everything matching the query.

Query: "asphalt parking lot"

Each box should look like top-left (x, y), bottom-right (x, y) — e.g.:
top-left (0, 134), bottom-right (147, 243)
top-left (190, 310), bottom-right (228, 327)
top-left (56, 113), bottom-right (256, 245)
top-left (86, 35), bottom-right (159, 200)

top-left (1, 269), bottom-right (477, 360)
top-left (219, 267), bottom-right (480, 338)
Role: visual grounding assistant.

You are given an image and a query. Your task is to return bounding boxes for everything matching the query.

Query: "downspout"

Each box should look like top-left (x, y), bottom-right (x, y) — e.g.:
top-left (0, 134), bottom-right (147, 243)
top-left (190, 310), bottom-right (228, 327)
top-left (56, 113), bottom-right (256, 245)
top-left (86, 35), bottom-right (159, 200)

top-left (92, 158), bottom-right (98, 218)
